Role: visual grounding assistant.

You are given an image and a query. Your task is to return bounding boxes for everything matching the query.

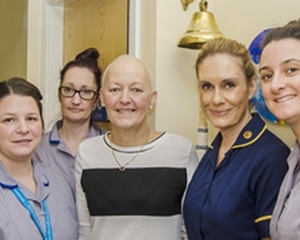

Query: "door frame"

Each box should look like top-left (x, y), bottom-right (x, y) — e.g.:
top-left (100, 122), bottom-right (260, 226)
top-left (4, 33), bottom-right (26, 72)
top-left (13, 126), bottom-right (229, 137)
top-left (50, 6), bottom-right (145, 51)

top-left (28, 0), bottom-right (139, 129)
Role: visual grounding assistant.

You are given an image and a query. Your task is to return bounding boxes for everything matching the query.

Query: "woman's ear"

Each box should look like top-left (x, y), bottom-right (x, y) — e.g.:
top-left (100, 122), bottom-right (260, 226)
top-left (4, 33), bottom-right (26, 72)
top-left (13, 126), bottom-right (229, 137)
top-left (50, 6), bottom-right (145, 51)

top-left (248, 76), bottom-right (257, 100)
top-left (99, 89), bottom-right (105, 107)
top-left (96, 98), bottom-right (101, 110)
top-left (149, 90), bottom-right (157, 109)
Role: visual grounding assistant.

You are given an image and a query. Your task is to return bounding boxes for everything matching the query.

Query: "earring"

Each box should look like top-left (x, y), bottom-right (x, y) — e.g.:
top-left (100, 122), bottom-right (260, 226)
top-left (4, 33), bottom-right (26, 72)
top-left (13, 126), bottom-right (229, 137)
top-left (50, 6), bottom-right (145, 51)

top-left (96, 99), bottom-right (102, 110)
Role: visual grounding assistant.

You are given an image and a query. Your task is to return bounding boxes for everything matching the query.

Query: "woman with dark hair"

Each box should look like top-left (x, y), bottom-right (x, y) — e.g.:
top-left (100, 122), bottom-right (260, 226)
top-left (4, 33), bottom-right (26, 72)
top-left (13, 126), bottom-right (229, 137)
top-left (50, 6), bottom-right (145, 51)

top-left (0, 77), bottom-right (78, 239)
top-left (260, 19), bottom-right (300, 240)
top-left (33, 48), bottom-right (105, 194)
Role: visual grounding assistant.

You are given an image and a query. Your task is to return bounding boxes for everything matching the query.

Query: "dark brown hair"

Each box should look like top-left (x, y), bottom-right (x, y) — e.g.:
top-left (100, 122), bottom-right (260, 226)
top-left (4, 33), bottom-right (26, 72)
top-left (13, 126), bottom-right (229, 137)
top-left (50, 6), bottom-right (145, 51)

top-left (262, 19), bottom-right (300, 50)
top-left (0, 77), bottom-right (44, 128)
top-left (60, 48), bottom-right (102, 91)
top-left (195, 38), bottom-right (256, 84)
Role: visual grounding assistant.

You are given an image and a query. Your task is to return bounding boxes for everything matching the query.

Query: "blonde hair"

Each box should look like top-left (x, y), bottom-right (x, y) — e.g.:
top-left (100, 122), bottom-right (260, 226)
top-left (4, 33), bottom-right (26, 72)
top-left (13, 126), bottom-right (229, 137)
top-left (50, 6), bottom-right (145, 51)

top-left (195, 38), bottom-right (256, 84)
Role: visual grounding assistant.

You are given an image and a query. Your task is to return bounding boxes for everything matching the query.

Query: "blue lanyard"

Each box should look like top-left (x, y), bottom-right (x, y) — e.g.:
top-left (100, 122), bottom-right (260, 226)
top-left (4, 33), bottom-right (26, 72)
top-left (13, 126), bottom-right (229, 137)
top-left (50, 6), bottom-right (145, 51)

top-left (11, 187), bottom-right (53, 240)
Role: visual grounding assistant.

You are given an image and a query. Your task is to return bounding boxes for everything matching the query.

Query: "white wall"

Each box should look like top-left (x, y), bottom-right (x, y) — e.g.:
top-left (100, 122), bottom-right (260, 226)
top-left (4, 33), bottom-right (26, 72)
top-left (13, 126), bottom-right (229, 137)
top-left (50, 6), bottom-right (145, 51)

top-left (211, 0), bottom-right (300, 47)
top-left (131, 0), bottom-right (299, 147)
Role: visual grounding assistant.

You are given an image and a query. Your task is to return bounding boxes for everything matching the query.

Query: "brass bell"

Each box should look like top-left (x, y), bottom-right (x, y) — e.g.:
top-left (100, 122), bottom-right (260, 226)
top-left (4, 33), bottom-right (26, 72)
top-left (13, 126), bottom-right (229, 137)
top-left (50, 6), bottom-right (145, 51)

top-left (178, 0), bottom-right (225, 49)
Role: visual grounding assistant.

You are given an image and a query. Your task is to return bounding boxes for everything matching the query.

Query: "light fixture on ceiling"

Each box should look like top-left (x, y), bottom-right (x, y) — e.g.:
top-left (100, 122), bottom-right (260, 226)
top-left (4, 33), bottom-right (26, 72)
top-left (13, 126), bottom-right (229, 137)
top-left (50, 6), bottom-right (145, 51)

top-left (178, 0), bottom-right (225, 49)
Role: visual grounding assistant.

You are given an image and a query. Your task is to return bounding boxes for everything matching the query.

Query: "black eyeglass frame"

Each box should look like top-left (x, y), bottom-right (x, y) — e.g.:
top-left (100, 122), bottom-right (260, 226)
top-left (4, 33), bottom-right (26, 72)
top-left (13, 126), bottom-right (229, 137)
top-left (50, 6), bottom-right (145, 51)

top-left (59, 86), bottom-right (98, 100)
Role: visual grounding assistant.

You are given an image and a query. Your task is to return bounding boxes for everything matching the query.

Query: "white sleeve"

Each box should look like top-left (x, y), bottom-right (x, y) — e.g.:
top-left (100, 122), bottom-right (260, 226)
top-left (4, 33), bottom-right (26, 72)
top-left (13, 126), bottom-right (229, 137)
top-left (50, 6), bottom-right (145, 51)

top-left (182, 142), bottom-right (199, 239)
top-left (186, 142), bottom-right (199, 183)
top-left (75, 144), bottom-right (92, 240)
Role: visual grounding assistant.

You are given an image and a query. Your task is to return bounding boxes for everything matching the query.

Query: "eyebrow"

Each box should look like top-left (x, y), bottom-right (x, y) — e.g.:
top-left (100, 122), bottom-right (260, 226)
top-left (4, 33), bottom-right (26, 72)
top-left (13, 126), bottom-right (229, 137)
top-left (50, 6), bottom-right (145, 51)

top-left (1, 112), bottom-right (39, 116)
top-left (258, 66), bottom-right (269, 72)
top-left (63, 83), bottom-right (96, 89)
top-left (282, 58), bottom-right (300, 65)
top-left (260, 58), bottom-right (300, 72)
top-left (199, 77), bottom-right (239, 82)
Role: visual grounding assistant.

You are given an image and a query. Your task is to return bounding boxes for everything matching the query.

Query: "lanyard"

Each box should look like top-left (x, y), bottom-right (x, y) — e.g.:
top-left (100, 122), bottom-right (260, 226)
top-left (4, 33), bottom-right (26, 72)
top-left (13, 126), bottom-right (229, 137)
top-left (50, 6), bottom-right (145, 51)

top-left (11, 187), bottom-right (53, 240)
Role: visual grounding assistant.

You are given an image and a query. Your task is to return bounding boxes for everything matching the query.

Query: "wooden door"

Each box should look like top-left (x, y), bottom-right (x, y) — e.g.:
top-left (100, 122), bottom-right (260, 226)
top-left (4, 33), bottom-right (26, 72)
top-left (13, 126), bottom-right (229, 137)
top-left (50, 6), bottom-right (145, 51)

top-left (63, 0), bottom-right (128, 69)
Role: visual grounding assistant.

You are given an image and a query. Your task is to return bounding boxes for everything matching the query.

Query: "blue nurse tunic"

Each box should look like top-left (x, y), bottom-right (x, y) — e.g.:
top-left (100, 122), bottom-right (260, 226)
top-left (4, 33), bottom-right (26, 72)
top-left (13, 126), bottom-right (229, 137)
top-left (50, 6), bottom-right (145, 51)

top-left (183, 113), bottom-right (290, 240)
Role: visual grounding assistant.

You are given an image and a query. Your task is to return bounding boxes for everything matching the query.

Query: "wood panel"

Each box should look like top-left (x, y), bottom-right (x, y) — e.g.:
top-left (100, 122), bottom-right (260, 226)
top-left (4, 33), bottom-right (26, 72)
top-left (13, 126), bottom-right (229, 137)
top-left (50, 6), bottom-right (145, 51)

top-left (63, 0), bottom-right (128, 70)
top-left (0, 0), bottom-right (27, 81)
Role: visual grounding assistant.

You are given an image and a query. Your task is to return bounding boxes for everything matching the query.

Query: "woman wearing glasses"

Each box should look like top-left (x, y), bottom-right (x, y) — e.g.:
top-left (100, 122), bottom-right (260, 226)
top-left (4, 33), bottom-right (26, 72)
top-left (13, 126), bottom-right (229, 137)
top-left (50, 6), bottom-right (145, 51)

top-left (33, 48), bottom-right (104, 195)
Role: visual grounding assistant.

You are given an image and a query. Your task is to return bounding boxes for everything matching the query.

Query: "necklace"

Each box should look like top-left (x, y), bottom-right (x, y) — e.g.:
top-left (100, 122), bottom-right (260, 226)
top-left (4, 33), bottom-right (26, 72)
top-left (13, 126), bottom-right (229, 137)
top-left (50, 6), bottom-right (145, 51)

top-left (109, 132), bottom-right (150, 172)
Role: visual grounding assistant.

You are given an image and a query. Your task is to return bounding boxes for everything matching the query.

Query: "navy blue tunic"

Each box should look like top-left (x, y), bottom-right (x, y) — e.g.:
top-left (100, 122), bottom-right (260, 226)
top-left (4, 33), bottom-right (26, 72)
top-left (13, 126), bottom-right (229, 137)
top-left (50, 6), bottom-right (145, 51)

top-left (183, 113), bottom-right (290, 240)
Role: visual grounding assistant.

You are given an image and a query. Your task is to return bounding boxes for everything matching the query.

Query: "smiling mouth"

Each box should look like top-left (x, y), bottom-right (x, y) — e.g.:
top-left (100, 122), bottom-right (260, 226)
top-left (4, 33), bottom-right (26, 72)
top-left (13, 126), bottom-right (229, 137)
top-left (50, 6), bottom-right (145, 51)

top-left (69, 108), bottom-right (82, 112)
top-left (276, 95), bottom-right (296, 103)
top-left (117, 109), bottom-right (135, 113)
top-left (211, 110), bottom-right (229, 116)
top-left (14, 139), bottom-right (31, 144)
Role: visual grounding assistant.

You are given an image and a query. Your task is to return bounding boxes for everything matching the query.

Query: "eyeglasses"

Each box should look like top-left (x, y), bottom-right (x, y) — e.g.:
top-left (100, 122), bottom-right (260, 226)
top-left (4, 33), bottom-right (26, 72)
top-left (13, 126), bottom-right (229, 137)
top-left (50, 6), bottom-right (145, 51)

top-left (59, 86), bottom-right (97, 100)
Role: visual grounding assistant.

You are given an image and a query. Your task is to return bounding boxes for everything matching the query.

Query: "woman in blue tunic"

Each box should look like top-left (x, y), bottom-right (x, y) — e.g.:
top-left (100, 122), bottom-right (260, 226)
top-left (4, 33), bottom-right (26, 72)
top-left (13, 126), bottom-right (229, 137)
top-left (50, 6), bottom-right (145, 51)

top-left (183, 38), bottom-right (290, 240)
